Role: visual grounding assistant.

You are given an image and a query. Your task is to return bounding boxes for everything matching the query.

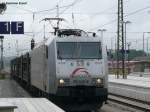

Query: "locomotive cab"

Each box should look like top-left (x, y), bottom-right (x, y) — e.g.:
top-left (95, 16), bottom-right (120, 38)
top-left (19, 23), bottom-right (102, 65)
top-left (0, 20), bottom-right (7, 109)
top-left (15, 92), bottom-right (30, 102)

top-left (54, 29), bottom-right (108, 111)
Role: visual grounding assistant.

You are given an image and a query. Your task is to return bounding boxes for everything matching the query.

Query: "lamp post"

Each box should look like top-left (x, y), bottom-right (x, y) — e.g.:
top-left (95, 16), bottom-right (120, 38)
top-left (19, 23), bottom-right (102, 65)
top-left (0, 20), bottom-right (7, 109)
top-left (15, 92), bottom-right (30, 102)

top-left (111, 37), bottom-right (114, 51)
top-left (127, 42), bottom-right (131, 74)
top-left (147, 37), bottom-right (150, 53)
top-left (143, 32), bottom-right (150, 53)
top-left (123, 21), bottom-right (131, 61)
top-left (98, 29), bottom-right (107, 43)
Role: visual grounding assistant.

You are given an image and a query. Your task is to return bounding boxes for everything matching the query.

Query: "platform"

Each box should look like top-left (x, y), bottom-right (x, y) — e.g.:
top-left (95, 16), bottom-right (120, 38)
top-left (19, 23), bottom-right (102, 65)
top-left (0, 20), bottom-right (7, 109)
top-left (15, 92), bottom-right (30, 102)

top-left (108, 74), bottom-right (150, 102)
top-left (0, 98), bottom-right (64, 112)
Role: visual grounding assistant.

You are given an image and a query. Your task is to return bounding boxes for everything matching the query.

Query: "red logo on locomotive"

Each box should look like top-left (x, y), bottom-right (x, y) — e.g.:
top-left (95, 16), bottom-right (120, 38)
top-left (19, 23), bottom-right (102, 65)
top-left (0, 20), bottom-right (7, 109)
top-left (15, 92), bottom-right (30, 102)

top-left (71, 68), bottom-right (90, 77)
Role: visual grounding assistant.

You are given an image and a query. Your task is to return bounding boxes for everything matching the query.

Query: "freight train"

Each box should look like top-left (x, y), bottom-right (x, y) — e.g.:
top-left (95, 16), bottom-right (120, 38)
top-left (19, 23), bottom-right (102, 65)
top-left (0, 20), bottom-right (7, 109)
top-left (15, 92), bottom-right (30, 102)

top-left (11, 29), bottom-right (108, 111)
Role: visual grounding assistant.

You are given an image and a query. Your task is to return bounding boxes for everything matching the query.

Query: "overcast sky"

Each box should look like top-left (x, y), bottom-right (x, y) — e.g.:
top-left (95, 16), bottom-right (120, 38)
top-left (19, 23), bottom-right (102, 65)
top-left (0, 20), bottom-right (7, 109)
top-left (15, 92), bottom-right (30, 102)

top-left (1, 0), bottom-right (150, 57)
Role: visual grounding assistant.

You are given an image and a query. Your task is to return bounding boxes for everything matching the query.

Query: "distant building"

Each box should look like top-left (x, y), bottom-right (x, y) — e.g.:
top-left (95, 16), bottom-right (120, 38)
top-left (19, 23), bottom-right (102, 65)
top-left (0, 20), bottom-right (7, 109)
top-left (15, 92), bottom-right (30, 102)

top-left (133, 56), bottom-right (150, 72)
top-left (108, 56), bottom-right (150, 74)
top-left (108, 61), bottom-right (137, 74)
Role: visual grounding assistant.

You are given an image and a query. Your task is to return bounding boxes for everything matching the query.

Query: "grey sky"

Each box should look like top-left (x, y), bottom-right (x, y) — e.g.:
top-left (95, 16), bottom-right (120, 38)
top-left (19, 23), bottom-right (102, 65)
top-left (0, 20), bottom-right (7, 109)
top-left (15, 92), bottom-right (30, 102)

top-left (1, 0), bottom-right (150, 57)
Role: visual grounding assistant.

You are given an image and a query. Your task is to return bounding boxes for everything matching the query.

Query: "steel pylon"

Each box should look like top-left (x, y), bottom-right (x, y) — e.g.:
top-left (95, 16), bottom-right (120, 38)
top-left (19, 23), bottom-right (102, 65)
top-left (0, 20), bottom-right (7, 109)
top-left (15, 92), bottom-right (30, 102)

top-left (117, 0), bottom-right (125, 78)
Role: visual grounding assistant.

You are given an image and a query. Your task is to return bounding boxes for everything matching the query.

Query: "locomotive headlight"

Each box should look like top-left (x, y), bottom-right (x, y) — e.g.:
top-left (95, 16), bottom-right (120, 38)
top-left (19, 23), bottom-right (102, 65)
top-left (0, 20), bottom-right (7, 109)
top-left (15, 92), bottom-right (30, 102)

top-left (97, 78), bottom-right (102, 84)
top-left (59, 79), bottom-right (65, 84)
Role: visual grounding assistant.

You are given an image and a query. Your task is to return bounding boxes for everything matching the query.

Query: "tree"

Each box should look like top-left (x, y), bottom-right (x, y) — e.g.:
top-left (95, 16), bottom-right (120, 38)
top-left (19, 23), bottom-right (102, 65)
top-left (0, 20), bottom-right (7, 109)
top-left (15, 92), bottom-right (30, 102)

top-left (108, 49), bottom-right (146, 61)
top-left (0, 3), bottom-right (7, 14)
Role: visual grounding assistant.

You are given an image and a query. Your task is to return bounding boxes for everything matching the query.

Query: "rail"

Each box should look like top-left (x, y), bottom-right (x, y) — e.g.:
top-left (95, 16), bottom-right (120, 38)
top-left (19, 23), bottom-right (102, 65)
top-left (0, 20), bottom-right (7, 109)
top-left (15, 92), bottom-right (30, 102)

top-left (108, 93), bottom-right (150, 112)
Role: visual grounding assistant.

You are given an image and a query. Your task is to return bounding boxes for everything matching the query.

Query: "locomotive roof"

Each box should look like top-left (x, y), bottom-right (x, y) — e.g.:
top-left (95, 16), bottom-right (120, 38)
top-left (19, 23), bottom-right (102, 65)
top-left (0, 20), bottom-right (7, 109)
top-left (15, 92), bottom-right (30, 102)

top-left (57, 29), bottom-right (88, 37)
top-left (33, 29), bottom-right (102, 47)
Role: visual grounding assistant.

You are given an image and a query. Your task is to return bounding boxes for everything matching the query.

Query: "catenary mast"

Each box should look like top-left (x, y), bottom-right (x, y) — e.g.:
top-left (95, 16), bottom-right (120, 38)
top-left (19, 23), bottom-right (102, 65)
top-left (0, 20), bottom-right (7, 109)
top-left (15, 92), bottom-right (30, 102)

top-left (117, 0), bottom-right (125, 78)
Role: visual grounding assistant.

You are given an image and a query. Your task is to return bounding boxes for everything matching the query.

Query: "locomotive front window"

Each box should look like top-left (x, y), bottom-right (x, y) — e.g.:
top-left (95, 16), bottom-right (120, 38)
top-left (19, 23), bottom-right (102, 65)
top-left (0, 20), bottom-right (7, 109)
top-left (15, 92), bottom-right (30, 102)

top-left (57, 42), bottom-right (102, 59)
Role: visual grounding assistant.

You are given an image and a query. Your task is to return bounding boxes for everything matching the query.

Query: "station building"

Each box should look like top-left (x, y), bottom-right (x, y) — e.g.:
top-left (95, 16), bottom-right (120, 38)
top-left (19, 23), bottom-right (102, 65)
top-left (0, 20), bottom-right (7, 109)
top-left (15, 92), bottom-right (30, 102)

top-left (108, 56), bottom-right (150, 74)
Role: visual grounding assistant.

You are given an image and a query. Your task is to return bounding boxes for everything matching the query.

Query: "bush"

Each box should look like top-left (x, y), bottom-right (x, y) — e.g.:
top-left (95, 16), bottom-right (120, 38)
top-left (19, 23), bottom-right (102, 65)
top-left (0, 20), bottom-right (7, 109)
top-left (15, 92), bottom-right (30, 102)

top-left (0, 73), bottom-right (5, 79)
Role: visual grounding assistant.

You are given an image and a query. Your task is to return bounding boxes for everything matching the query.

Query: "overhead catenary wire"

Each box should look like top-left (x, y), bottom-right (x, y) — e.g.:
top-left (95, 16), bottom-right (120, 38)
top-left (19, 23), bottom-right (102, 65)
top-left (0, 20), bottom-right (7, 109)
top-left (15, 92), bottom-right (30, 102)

top-left (8, 1), bottom-right (150, 31)
top-left (5, 11), bottom-right (150, 15)
top-left (59, 0), bottom-right (82, 15)
top-left (12, 2), bottom-right (80, 38)
top-left (4, 0), bottom-right (130, 16)
top-left (7, 1), bottom-right (81, 24)
top-left (90, 4), bottom-right (150, 31)
top-left (8, 0), bottom-right (83, 14)
top-left (67, 0), bottom-right (130, 29)
top-left (32, 0), bottom-right (84, 37)
top-left (9, 5), bottom-right (33, 13)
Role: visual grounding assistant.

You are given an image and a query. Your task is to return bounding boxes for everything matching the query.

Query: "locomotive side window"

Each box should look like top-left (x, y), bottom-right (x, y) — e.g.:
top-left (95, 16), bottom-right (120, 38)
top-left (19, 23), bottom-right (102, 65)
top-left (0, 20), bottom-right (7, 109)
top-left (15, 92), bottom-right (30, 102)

top-left (57, 42), bottom-right (102, 59)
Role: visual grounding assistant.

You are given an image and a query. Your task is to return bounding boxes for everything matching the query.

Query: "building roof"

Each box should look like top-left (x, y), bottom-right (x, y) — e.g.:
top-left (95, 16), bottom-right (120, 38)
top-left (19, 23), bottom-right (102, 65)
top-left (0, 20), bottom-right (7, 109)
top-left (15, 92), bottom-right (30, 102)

top-left (133, 56), bottom-right (150, 62)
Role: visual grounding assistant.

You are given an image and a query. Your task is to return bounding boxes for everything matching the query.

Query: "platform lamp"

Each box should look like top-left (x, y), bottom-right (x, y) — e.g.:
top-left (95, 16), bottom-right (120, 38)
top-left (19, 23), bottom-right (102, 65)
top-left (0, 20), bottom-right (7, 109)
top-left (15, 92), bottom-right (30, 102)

top-left (122, 21), bottom-right (131, 61)
top-left (127, 42), bottom-right (131, 74)
top-left (143, 32), bottom-right (150, 53)
top-left (97, 29), bottom-right (107, 45)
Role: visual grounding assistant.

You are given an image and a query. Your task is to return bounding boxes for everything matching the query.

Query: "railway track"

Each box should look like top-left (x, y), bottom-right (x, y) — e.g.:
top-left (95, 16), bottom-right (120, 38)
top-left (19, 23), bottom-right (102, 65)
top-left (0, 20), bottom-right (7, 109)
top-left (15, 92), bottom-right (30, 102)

top-left (108, 93), bottom-right (150, 112)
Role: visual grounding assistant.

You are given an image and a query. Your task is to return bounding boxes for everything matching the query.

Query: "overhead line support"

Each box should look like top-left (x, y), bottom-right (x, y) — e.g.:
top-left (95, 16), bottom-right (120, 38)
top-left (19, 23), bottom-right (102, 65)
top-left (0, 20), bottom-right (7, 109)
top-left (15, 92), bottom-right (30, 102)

top-left (117, 0), bottom-right (125, 79)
